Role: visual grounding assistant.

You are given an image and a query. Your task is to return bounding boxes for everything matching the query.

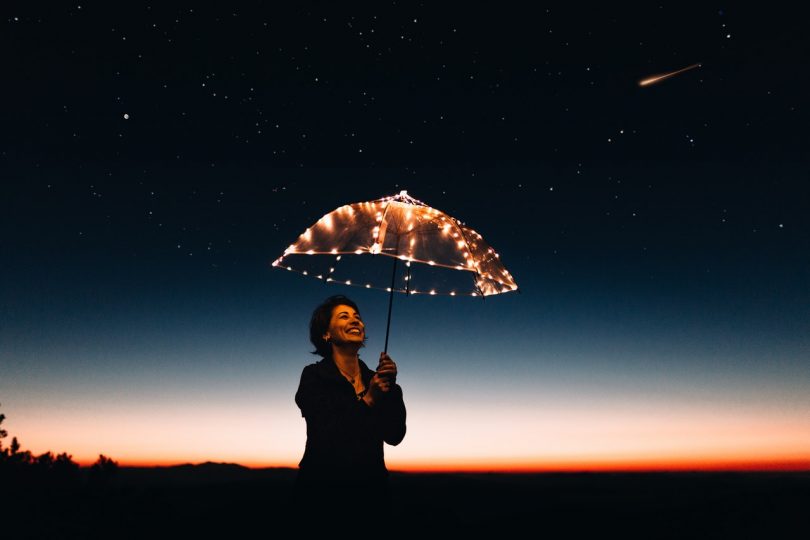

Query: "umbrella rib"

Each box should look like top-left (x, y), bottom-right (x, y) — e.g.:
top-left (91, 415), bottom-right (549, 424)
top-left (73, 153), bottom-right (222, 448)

top-left (374, 198), bottom-right (396, 253)
top-left (452, 218), bottom-right (485, 297)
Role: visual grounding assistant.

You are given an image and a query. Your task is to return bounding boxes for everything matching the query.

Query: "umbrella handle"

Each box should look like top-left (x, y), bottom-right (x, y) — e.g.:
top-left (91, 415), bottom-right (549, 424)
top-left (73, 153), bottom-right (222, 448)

top-left (383, 256), bottom-right (397, 354)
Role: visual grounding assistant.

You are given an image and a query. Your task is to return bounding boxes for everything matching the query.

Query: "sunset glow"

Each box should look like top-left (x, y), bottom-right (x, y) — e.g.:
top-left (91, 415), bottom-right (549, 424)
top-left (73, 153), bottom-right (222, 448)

top-left (7, 391), bottom-right (809, 472)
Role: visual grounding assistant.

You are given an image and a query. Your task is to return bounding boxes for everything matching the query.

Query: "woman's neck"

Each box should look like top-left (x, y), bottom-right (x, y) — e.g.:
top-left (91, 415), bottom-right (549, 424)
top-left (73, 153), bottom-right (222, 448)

top-left (331, 345), bottom-right (360, 376)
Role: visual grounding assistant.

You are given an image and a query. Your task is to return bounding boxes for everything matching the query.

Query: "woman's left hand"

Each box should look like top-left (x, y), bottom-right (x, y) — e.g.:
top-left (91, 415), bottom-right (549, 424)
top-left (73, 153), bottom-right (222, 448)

top-left (366, 353), bottom-right (397, 403)
top-left (376, 352), bottom-right (397, 389)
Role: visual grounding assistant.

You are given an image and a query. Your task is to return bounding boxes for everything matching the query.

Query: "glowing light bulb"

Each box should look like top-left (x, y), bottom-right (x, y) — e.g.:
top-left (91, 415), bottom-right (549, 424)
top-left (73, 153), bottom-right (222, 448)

top-left (370, 242), bottom-right (381, 254)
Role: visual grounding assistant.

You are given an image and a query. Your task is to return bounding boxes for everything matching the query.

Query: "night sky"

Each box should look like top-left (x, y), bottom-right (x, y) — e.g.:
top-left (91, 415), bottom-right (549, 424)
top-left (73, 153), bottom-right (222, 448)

top-left (2, 3), bottom-right (809, 470)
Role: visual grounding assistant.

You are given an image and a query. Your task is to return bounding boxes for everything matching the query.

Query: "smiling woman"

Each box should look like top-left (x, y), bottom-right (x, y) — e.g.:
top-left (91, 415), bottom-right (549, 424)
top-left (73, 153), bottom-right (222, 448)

top-left (294, 295), bottom-right (407, 508)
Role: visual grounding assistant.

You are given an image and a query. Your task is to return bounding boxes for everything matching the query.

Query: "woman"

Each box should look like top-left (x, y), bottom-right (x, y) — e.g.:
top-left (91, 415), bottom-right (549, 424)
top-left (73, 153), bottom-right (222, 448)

top-left (294, 295), bottom-right (407, 499)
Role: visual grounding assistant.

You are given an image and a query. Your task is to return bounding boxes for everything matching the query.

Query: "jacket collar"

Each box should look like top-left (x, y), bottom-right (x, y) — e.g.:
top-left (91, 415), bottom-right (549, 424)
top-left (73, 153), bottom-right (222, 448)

top-left (316, 354), bottom-right (374, 385)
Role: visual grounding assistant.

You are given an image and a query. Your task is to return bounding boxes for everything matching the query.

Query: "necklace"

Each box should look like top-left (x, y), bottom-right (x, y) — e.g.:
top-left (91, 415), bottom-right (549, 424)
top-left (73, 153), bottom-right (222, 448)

top-left (336, 364), bottom-right (360, 383)
top-left (336, 363), bottom-right (365, 400)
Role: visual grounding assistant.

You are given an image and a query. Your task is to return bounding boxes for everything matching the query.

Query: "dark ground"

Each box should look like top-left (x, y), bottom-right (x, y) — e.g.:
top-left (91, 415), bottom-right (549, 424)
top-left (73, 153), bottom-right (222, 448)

top-left (5, 464), bottom-right (809, 538)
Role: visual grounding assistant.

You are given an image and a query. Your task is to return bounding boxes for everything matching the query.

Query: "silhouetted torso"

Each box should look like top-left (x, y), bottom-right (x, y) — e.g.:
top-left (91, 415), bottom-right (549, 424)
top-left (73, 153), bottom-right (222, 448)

top-left (294, 356), bottom-right (406, 496)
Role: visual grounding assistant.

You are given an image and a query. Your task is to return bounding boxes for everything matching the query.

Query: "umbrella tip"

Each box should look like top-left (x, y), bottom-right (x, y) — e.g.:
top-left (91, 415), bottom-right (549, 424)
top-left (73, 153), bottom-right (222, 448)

top-left (399, 190), bottom-right (408, 197)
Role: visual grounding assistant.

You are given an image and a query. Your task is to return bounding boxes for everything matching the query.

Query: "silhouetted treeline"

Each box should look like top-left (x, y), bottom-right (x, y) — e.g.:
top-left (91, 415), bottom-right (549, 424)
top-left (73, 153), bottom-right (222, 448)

top-left (0, 404), bottom-right (118, 487)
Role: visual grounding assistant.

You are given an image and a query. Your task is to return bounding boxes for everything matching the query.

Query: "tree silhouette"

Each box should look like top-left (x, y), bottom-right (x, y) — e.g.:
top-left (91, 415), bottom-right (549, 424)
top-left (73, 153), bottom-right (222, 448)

top-left (89, 454), bottom-right (119, 486)
top-left (0, 403), bottom-right (110, 486)
top-left (0, 403), bottom-right (8, 456)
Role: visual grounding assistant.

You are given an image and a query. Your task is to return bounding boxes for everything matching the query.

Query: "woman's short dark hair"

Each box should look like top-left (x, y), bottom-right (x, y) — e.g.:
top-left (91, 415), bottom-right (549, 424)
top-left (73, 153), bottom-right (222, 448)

top-left (309, 295), bottom-right (365, 357)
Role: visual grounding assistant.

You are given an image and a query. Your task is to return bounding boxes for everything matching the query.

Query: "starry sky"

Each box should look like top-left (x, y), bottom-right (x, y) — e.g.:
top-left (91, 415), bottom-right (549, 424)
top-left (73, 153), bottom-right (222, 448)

top-left (2, 3), bottom-right (809, 470)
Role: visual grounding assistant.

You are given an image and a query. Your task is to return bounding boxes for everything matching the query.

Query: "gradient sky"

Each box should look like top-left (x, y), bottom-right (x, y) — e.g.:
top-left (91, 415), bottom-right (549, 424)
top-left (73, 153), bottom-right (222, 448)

top-left (2, 4), bottom-right (809, 470)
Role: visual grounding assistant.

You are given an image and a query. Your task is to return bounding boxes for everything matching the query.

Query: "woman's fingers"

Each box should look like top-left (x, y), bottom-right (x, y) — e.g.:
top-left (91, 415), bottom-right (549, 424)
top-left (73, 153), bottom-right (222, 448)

top-left (371, 374), bottom-right (393, 393)
top-left (377, 358), bottom-right (397, 374)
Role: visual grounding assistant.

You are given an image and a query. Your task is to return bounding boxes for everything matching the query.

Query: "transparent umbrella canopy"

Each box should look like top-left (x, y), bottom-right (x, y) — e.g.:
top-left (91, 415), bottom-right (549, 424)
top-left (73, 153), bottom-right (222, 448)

top-left (272, 190), bottom-right (518, 350)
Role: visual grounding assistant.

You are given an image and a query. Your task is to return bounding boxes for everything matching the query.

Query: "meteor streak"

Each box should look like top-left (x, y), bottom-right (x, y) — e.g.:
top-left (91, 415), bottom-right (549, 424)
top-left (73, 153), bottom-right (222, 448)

top-left (639, 63), bottom-right (702, 87)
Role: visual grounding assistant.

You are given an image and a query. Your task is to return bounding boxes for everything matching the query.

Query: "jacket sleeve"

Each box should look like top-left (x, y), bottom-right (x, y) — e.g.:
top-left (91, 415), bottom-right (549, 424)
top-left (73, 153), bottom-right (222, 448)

top-left (378, 383), bottom-right (406, 446)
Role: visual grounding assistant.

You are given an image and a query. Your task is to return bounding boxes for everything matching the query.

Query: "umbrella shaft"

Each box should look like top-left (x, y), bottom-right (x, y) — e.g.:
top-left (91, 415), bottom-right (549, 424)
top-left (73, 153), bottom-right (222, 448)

top-left (384, 256), bottom-right (397, 354)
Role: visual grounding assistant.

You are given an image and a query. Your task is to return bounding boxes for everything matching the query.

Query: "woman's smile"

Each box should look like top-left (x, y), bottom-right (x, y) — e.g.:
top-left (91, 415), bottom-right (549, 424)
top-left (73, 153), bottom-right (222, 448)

top-left (326, 304), bottom-right (365, 344)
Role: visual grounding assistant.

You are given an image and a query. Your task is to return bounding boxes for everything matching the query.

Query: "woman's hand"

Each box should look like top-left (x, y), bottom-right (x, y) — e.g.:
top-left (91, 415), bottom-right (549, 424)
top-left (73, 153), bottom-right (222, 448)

top-left (364, 352), bottom-right (397, 406)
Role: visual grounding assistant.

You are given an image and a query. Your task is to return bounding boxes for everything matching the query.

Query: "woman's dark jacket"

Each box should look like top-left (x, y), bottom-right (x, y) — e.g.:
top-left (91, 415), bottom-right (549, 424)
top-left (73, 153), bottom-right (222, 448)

top-left (294, 356), bottom-right (406, 490)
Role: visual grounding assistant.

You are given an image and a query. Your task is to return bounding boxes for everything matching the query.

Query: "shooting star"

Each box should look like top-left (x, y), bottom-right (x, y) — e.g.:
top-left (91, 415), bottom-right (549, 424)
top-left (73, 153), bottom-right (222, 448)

top-left (639, 63), bottom-right (702, 87)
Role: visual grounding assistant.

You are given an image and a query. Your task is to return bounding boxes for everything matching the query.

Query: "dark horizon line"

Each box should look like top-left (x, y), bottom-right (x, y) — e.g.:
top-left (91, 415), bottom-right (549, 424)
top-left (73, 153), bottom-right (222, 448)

top-left (108, 460), bottom-right (810, 475)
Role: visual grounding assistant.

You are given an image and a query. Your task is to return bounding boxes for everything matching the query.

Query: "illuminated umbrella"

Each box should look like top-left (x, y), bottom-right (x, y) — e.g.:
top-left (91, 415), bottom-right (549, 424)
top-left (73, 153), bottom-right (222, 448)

top-left (272, 190), bottom-right (518, 351)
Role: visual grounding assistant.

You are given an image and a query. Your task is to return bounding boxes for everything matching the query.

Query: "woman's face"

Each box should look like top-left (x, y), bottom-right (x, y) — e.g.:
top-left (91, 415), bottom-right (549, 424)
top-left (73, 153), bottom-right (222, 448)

top-left (324, 304), bottom-right (365, 346)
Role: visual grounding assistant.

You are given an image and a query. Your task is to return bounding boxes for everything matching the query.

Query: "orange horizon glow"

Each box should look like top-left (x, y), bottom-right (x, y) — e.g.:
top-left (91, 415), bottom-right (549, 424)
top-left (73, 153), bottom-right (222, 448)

top-left (11, 396), bottom-right (810, 476)
top-left (84, 457), bottom-right (810, 473)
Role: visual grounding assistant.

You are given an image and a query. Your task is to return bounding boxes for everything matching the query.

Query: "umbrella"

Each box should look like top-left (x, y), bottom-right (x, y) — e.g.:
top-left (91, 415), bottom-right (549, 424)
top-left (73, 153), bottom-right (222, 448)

top-left (272, 190), bottom-right (518, 351)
